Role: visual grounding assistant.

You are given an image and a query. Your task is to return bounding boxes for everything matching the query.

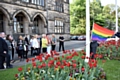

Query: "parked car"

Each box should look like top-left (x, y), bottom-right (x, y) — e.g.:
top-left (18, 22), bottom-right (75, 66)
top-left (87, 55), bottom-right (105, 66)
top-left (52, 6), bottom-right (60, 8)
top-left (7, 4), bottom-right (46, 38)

top-left (70, 36), bottom-right (78, 40)
top-left (78, 35), bottom-right (86, 40)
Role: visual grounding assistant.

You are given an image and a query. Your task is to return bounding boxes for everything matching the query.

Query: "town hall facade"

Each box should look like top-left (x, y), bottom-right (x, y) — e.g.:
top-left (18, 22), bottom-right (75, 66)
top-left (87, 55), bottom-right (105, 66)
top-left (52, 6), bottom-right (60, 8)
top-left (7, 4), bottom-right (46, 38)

top-left (0, 0), bottom-right (70, 40)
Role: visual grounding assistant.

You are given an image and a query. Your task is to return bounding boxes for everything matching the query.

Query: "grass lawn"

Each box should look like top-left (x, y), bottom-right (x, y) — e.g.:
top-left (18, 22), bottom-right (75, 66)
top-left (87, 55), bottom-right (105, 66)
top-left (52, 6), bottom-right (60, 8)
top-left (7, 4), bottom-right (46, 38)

top-left (99, 60), bottom-right (120, 80)
top-left (0, 60), bottom-right (120, 80)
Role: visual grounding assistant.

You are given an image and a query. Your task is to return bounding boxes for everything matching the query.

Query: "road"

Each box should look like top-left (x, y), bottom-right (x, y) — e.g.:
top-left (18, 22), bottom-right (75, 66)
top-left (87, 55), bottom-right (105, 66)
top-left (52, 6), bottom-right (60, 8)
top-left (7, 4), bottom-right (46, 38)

top-left (55, 40), bottom-right (85, 51)
top-left (14, 40), bottom-right (86, 60)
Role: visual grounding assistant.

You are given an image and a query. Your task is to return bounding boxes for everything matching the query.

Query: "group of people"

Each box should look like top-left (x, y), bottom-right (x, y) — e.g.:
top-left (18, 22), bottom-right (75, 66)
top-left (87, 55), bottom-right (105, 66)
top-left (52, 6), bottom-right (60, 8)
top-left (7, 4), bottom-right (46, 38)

top-left (0, 32), bottom-right (65, 69)
top-left (30, 34), bottom-right (65, 56)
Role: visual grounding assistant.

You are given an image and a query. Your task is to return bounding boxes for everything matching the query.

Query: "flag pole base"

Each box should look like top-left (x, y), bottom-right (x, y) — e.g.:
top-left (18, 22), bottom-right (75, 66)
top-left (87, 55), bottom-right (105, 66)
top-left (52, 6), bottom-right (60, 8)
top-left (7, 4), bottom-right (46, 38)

top-left (85, 59), bottom-right (89, 63)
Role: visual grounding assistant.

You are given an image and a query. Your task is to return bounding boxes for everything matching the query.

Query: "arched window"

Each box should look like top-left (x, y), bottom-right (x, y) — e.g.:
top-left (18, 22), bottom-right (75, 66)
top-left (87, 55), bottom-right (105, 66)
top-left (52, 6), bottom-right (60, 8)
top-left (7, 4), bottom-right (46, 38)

top-left (13, 13), bottom-right (24, 33)
top-left (32, 16), bottom-right (39, 34)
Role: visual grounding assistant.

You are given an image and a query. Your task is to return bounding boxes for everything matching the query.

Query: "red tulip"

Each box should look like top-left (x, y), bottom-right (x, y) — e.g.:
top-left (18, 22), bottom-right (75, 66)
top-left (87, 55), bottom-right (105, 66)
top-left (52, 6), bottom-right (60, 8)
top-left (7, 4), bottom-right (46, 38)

top-left (32, 62), bottom-right (36, 67)
top-left (31, 58), bottom-right (35, 62)
top-left (48, 63), bottom-right (52, 68)
top-left (41, 63), bottom-right (46, 67)
top-left (72, 60), bottom-right (76, 63)
top-left (18, 67), bottom-right (23, 72)
top-left (26, 58), bottom-right (29, 63)
top-left (66, 62), bottom-right (71, 67)
top-left (56, 61), bottom-right (61, 66)
top-left (72, 63), bottom-right (77, 68)
top-left (55, 65), bottom-right (58, 68)
top-left (15, 74), bottom-right (18, 77)
top-left (38, 65), bottom-right (42, 69)
top-left (98, 54), bottom-right (103, 59)
top-left (81, 55), bottom-right (85, 59)
top-left (60, 65), bottom-right (64, 69)
top-left (48, 60), bottom-right (54, 65)
top-left (81, 67), bottom-right (85, 72)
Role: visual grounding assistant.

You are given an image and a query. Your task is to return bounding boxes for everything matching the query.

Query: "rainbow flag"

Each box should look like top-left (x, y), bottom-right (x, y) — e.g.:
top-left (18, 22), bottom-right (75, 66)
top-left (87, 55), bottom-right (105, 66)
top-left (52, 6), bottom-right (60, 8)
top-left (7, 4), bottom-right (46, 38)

top-left (91, 23), bottom-right (115, 41)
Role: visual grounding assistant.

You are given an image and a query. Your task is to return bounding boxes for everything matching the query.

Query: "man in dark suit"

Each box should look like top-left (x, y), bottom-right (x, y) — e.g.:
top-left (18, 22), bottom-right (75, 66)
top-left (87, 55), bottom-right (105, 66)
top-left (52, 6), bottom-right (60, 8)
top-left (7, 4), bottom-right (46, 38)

top-left (90, 40), bottom-right (99, 59)
top-left (59, 35), bottom-right (65, 51)
top-left (0, 32), bottom-right (12, 69)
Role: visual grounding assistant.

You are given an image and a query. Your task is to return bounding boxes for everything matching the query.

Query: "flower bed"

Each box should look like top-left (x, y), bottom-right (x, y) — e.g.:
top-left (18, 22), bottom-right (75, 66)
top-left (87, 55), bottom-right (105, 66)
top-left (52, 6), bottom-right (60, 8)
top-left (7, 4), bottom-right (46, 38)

top-left (97, 40), bottom-right (120, 60)
top-left (15, 50), bottom-right (106, 80)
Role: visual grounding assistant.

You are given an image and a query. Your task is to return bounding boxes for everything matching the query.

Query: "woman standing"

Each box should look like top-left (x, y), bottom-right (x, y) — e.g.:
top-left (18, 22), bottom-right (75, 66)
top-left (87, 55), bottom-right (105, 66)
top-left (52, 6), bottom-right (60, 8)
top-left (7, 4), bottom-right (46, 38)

top-left (24, 34), bottom-right (29, 59)
top-left (42, 34), bottom-right (48, 54)
top-left (51, 34), bottom-right (56, 51)
top-left (30, 35), bottom-right (39, 55)
top-left (17, 35), bottom-right (24, 61)
top-left (11, 37), bottom-right (16, 63)
top-left (46, 34), bottom-right (51, 54)
top-left (6, 35), bottom-right (13, 61)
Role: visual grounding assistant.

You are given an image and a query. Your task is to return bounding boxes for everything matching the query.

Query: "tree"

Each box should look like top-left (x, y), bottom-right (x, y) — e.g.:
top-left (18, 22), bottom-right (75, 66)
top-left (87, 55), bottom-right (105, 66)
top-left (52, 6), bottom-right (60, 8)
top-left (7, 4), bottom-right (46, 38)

top-left (70, 0), bottom-right (86, 35)
top-left (102, 4), bottom-right (119, 30)
top-left (90, 0), bottom-right (105, 29)
top-left (70, 0), bottom-right (120, 35)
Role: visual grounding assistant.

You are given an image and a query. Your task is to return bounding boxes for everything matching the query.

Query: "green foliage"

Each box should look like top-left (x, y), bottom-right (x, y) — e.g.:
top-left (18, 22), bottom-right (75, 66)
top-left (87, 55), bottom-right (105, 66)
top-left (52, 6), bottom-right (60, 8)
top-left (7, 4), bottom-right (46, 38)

top-left (70, 0), bottom-right (120, 35)
top-left (70, 0), bottom-right (86, 35)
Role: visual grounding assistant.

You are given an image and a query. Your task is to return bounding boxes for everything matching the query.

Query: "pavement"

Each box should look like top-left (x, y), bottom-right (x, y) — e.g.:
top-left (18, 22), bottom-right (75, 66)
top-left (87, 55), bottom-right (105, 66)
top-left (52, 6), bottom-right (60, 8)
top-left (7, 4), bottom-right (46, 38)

top-left (3, 47), bottom-right (85, 69)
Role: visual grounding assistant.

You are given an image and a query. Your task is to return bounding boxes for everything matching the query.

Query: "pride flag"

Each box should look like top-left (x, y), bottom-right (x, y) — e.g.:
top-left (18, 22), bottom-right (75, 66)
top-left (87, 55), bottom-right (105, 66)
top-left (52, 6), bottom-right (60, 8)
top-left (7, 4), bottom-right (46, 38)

top-left (91, 23), bottom-right (115, 41)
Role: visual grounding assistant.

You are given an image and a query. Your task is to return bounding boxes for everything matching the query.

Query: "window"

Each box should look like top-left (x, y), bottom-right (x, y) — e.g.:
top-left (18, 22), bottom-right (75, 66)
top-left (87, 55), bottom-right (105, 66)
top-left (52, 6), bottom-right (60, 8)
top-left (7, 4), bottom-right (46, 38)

top-left (13, 16), bottom-right (24, 33)
top-left (32, 17), bottom-right (39, 34)
top-left (22, 0), bottom-right (29, 2)
top-left (41, 0), bottom-right (44, 6)
top-left (54, 19), bottom-right (64, 33)
top-left (21, 0), bottom-right (44, 6)
top-left (31, 0), bottom-right (44, 6)
top-left (31, 0), bottom-right (37, 4)
top-left (55, 0), bottom-right (64, 12)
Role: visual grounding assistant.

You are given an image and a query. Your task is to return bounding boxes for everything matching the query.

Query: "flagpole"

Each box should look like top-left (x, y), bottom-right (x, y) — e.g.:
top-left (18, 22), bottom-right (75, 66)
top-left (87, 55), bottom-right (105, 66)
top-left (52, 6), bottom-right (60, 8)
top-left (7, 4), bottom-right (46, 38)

top-left (115, 0), bottom-right (118, 44)
top-left (90, 23), bottom-right (94, 40)
top-left (85, 0), bottom-right (90, 62)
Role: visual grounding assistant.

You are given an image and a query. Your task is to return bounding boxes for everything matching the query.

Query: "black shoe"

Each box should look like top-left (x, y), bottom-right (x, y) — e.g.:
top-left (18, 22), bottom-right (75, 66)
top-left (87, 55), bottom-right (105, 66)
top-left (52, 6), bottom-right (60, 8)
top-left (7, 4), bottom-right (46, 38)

top-left (6, 65), bottom-right (13, 69)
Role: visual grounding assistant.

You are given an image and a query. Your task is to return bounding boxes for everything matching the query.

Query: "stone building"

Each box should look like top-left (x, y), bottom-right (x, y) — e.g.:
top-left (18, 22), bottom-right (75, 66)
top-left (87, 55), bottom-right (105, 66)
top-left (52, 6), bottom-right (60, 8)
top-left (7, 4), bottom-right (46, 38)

top-left (0, 0), bottom-right (70, 40)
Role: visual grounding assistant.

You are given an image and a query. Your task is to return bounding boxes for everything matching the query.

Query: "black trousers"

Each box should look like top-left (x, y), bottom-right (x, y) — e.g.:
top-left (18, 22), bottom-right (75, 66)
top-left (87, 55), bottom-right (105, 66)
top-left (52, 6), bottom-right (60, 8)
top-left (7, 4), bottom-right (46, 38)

top-left (12, 48), bottom-right (14, 60)
top-left (18, 50), bottom-right (24, 58)
top-left (0, 53), bottom-right (11, 69)
top-left (31, 47), bottom-right (34, 56)
top-left (0, 56), bottom-right (5, 69)
top-left (6, 53), bottom-right (11, 67)
top-left (52, 45), bottom-right (56, 51)
top-left (38, 47), bottom-right (41, 54)
top-left (24, 51), bottom-right (28, 59)
top-left (59, 43), bottom-right (64, 51)
top-left (42, 48), bottom-right (47, 53)
top-left (33, 48), bottom-right (39, 55)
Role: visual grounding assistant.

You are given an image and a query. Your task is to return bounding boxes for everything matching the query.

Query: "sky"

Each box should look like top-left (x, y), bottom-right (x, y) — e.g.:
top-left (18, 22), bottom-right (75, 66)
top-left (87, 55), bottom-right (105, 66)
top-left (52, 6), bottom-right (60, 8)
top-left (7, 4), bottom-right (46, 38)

top-left (70, 0), bottom-right (120, 6)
